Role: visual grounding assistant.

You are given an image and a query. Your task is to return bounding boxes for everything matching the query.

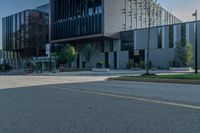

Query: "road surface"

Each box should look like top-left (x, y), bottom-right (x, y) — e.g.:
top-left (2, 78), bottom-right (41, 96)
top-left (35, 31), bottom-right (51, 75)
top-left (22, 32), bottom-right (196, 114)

top-left (0, 76), bottom-right (200, 133)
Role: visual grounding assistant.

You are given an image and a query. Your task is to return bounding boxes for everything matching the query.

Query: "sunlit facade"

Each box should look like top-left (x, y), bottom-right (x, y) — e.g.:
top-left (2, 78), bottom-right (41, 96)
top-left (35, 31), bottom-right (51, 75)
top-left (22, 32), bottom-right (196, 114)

top-left (50, 0), bottom-right (183, 69)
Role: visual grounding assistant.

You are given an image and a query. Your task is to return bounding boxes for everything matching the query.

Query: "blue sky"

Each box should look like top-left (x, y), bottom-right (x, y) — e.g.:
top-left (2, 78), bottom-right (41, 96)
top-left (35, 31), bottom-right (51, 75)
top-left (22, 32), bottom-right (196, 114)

top-left (159, 0), bottom-right (200, 22)
top-left (0, 0), bottom-right (199, 49)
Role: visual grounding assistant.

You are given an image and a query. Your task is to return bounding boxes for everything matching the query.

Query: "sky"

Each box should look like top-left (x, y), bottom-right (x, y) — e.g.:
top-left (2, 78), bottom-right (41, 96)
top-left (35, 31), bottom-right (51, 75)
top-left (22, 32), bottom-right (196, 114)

top-left (159, 0), bottom-right (200, 22)
top-left (0, 0), bottom-right (199, 49)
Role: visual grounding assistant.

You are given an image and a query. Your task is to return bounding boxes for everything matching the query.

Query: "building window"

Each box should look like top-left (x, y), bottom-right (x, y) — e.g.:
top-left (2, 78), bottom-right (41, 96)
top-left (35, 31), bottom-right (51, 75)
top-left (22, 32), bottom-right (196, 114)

top-left (121, 41), bottom-right (133, 51)
top-left (169, 25), bottom-right (174, 48)
top-left (181, 24), bottom-right (186, 47)
top-left (52, 0), bottom-right (103, 40)
top-left (95, 6), bottom-right (102, 14)
top-left (100, 41), bottom-right (104, 53)
top-left (158, 28), bottom-right (162, 49)
top-left (88, 8), bottom-right (93, 16)
top-left (109, 39), bottom-right (113, 52)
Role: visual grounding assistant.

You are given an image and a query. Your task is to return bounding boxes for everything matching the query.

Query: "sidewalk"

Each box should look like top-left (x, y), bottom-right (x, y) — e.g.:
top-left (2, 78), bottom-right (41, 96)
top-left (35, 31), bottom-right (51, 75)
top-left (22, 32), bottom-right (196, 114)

top-left (32, 69), bottom-right (195, 77)
top-left (1, 69), bottom-right (196, 77)
top-left (0, 69), bottom-right (27, 75)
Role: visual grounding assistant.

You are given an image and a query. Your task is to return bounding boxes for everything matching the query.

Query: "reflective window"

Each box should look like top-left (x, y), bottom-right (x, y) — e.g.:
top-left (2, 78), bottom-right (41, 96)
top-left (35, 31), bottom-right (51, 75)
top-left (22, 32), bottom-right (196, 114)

top-left (181, 24), bottom-right (186, 47)
top-left (52, 0), bottom-right (103, 40)
top-left (158, 28), bottom-right (162, 49)
top-left (169, 25), bottom-right (174, 48)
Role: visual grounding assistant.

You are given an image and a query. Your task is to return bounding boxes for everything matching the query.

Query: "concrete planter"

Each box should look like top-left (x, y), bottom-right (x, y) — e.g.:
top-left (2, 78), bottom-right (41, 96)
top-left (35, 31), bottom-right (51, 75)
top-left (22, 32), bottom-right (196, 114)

top-left (169, 67), bottom-right (192, 71)
top-left (130, 68), bottom-right (141, 70)
top-left (92, 68), bottom-right (110, 72)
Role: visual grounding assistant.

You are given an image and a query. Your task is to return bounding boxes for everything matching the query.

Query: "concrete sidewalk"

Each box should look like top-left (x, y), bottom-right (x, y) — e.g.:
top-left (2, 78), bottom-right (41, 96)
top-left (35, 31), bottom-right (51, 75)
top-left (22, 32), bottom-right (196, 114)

top-left (39, 69), bottom-right (195, 77)
top-left (1, 69), bottom-right (196, 77)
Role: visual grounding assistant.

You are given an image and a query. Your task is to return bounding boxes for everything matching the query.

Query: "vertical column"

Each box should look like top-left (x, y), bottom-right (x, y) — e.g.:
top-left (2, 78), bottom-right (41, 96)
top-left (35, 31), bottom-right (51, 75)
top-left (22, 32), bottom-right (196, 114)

top-left (186, 23), bottom-right (190, 45)
top-left (173, 25), bottom-right (177, 48)
top-left (162, 26), bottom-right (166, 48)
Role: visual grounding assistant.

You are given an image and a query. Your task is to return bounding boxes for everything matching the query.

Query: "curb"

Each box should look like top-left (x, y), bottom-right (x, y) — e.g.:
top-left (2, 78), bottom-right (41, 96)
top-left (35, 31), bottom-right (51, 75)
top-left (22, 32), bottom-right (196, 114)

top-left (108, 77), bottom-right (200, 85)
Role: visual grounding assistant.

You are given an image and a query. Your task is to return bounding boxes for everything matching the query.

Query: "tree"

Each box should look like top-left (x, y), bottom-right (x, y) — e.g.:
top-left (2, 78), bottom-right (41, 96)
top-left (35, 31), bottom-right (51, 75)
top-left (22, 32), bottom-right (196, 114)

top-left (14, 12), bottom-right (48, 59)
top-left (83, 43), bottom-right (95, 64)
top-left (66, 46), bottom-right (77, 67)
top-left (55, 51), bottom-right (68, 65)
top-left (174, 41), bottom-right (193, 67)
top-left (55, 45), bottom-right (77, 68)
top-left (143, 0), bottom-right (160, 75)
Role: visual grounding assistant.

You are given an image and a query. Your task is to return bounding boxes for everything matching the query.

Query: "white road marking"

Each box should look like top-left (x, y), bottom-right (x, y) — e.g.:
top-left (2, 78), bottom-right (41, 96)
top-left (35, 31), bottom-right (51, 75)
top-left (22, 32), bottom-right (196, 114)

top-left (11, 80), bottom-right (200, 111)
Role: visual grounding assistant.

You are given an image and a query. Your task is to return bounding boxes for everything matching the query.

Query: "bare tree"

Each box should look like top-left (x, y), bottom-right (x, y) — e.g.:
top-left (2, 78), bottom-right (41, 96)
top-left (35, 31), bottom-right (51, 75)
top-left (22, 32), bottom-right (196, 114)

top-left (143, 0), bottom-right (160, 75)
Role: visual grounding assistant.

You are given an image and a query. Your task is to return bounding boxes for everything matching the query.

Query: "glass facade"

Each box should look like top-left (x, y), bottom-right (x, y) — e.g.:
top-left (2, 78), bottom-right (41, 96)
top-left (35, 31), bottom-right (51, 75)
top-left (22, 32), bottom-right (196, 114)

top-left (181, 23), bottom-right (186, 47)
top-left (2, 10), bottom-right (49, 63)
top-left (169, 25), bottom-right (174, 48)
top-left (2, 16), bottom-right (13, 52)
top-left (109, 39), bottom-right (114, 52)
top-left (120, 31), bottom-right (134, 51)
top-left (158, 28), bottom-right (162, 49)
top-left (51, 0), bottom-right (103, 40)
top-left (100, 40), bottom-right (104, 53)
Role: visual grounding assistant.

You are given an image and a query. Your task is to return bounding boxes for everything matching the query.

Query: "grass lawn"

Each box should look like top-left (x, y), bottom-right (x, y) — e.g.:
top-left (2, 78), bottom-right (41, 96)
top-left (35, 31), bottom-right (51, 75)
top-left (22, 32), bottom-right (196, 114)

top-left (141, 74), bottom-right (200, 80)
top-left (110, 74), bottom-right (200, 84)
top-left (112, 74), bottom-right (200, 80)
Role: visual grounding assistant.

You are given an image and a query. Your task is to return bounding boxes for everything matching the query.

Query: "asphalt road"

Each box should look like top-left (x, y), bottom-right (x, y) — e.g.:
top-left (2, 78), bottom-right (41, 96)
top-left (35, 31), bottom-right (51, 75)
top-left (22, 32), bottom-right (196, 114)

top-left (0, 76), bottom-right (200, 133)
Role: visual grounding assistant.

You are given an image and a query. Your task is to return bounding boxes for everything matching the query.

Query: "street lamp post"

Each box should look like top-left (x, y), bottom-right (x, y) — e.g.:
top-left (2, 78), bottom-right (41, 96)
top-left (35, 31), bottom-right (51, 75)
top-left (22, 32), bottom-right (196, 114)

top-left (193, 10), bottom-right (198, 74)
top-left (49, 43), bottom-right (52, 72)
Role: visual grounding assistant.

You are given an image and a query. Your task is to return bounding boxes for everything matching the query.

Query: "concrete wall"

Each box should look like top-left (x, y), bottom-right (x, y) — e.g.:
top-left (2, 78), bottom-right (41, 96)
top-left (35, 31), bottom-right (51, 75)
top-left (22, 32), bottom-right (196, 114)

top-left (60, 21), bottom-right (200, 69)
top-left (149, 48), bottom-right (175, 68)
top-left (103, 0), bottom-right (181, 38)
top-left (118, 51), bottom-right (129, 69)
top-left (197, 22), bottom-right (200, 66)
top-left (126, 21), bottom-right (200, 68)
top-left (135, 27), bottom-right (158, 50)
top-left (103, 0), bottom-right (124, 37)
top-left (76, 42), bottom-right (104, 68)
top-left (75, 39), bottom-right (128, 69)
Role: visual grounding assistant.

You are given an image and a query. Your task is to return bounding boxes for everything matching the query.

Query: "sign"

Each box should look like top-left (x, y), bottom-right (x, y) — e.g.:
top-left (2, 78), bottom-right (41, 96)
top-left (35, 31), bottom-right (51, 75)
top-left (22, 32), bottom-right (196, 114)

top-left (134, 51), bottom-right (140, 56)
top-left (46, 43), bottom-right (51, 55)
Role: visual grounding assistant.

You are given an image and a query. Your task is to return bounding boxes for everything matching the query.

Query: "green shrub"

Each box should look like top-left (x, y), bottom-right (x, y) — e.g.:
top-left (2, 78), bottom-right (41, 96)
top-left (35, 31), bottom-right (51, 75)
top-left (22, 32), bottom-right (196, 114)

top-left (174, 41), bottom-right (193, 67)
top-left (55, 45), bottom-right (77, 68)
top-left (149, 61), bottom-right (153, 69)
top-left (140, 61), bottom-right (152, 69)
top-left (96, 61), bottom-right (103, 68)
top-left (140, 61), bottom-right (145, 69)
top-left (126, 60), bottom-right (134, 69)
top-left (0, 63), bottom-right (12, 71)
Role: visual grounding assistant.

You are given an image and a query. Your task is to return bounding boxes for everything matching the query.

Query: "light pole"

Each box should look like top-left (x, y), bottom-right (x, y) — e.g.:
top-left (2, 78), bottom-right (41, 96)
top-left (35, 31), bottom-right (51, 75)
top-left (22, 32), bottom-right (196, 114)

top-left (192, 10), bottom-right (198, 74)
top-left (49, 43), bottom-right (52, 72)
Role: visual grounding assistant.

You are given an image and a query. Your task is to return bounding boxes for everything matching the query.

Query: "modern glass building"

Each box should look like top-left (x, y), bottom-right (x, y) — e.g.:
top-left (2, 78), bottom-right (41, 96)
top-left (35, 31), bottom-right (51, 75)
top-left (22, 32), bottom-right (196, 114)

top-left (50, 0), bottom-right (182, 69)
top-left (50, 0), bottom-right (181, 42)
top-left (2, 9), bottom-right (48, 69)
